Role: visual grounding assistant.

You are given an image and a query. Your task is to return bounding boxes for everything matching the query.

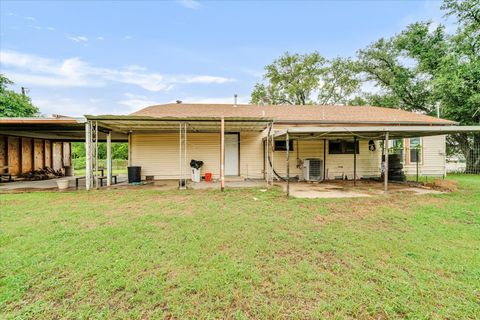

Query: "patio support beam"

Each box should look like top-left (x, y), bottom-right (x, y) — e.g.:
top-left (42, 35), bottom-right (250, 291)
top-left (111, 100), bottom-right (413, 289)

top-left (127, 132), bottom-right (132, 167)
top-left (354, 136), bottom-right (357, 186)
top-left (384, 132), bottom-right (389, 194)
top-left (286, 130), bottom-right (290, 197)
top-left (85, 121), bottom-right (92, 191)
top-left (323, 139), bottom-right (326, 181)
top-left (220, 117), bottom-right (225, 192)
top-left (106, 131), bottom-right (112, 186)
top-left (95, 121), bottom-right (99, 189)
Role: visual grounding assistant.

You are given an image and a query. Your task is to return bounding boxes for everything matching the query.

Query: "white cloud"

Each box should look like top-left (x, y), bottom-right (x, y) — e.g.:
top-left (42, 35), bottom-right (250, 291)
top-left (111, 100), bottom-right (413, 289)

top-left (47, 27), bottom-right (55, 31)
top-left (96, 36), bottom-right (104, 40)
top-left (67, 35), bottom-right (88, 42)
top-left (0, 50), bottom-right (235, 91)
top-left (118, 93), bottom-right (159, 113)
top-left (177, 0), bottom-right (201, 9)
top-left (34, 97), bottom-right (102, 117)
top-left (24, 16), bottom-right (36, 21)
top-left (124, 35), bottom-right (133, 40)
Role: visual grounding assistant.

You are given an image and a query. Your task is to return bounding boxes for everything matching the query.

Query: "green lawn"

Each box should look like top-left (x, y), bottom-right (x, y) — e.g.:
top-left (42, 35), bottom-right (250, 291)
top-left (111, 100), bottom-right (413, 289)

top-left (1, 176), bottom-right (479, 319)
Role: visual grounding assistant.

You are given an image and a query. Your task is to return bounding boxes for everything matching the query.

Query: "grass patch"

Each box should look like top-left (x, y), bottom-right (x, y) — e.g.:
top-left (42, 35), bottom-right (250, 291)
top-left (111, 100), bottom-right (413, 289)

top-left (1, 175), bottom-right (479, 319)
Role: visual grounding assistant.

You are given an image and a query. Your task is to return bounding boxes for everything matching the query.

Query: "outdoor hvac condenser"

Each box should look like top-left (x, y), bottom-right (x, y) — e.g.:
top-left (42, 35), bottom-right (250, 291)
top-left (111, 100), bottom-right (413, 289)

top-left (302, 158), bottom-right (323, 181)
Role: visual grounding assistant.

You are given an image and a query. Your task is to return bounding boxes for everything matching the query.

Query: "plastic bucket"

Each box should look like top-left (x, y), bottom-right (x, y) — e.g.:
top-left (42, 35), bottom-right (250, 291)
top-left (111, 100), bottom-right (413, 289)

top-left (205, 172), bottom-right (212, 182)
top-left (57, 179), bottom-right (70, 190)
top-left (191, 168), bottom-right (201, 183)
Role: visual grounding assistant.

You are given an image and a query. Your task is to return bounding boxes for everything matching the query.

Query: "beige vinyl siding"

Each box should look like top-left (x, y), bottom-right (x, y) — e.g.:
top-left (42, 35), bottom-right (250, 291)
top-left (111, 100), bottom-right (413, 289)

top-left (239, 132), bottom-right (264, 179)
top-left (132, 132), bottom-right (267, 180)
top-left (131, 133), bottom-right (222, 180)
top-left (132, 132), bottom-right (385, 181)
top-left (404, 135), bottom-right (446, 176)
top-left (272, 139), bottom-right (382, 179)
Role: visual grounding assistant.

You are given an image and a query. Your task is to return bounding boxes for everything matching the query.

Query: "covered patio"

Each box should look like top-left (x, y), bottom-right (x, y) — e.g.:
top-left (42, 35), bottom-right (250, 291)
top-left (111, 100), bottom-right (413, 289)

top-left (84, 115), bottom-right (272, 191)
top-left (270, 125), bottom-right (480, 196)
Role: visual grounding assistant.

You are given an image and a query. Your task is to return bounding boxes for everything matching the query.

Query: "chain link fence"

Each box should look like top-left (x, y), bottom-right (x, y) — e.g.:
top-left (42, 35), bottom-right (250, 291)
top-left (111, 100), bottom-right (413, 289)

top-left (446, 134), bottom-right (480, 174)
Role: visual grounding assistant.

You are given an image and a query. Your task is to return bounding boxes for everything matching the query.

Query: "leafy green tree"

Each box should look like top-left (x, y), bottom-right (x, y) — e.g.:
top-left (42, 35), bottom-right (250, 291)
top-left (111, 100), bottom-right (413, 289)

top-left (317, 58), bottom-right (361, 105)
top-left (251, 52), bottom-right (326, 105)
top-left (251, 52), bottom-right (361, 105)
top-left (0, 74), bottom-right (39, 117)
top-left (357, 37), bottom-right (436, 113)
top-left (357, 0), bottom-right (479, 172)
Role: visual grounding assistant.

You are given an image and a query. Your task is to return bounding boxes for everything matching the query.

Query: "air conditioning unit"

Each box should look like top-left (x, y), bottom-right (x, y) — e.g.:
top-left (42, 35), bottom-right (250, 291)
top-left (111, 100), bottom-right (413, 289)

top-left (303, 158), bottom-right (323, 181)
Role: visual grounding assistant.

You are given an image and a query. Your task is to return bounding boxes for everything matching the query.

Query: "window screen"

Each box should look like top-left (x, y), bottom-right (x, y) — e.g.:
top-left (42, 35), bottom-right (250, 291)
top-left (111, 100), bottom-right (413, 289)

top-left (274, 140), bottom-right (294, 151)
top-left (328, 140), bottom-right (359, 154)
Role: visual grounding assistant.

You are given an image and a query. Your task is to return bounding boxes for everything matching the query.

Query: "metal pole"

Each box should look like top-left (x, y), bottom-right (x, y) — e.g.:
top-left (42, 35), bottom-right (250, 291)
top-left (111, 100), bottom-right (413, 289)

top-left (286, 131), bottom-right (290, 197)
top-left (179, 122), bottom-right (182, 189)
top-left (271, 127), bottom-right (274, 185)
top-left (95, 121), bottom-right (99, 189)
top-left (85, 121), bottom-right (91, 191)
top-left (184, 122), bottom-right (187, 185)
top-left (107, 131), bottom-right (112, 186)
top-left (127, 132), bottom-right (132, 167)
top-left (416, 148), bottom-right (419, 183)
top-left (265, 130), bottom-right (269, 186)
top-left (353, 136), bottom-right (357, 186)
top-left (220, 117), bottom-right (225, 191)
top-left (323, 139), bottom-right (326, 181)
top-left (384, 132), bottom-right (389, 194)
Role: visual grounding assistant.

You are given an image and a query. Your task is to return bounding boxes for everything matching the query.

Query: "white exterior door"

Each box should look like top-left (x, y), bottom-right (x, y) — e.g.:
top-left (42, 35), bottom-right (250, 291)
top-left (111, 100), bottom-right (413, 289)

top-left (225, 134), bottom-right (239, 176)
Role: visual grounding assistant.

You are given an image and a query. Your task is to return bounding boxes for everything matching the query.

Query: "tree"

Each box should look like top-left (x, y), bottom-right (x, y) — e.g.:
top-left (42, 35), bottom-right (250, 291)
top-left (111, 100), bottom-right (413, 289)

top-left (0, 74), bottom-right (39, 117)
top-left (251, 53), bottom-right (361, 105)
top-left (317, 58), bottom-right (362, 105)
top-left (357, 0), bottom-right (480, 172)
top-left (357, 36), bottom-right (436, 113)
top-left (251, 52), bottom-right (325, 105)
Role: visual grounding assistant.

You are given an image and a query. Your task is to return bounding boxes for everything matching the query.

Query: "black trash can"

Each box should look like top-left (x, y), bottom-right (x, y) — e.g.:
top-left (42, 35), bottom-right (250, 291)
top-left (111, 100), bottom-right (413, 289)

top-left (127, 166), bottom-right (141, 183)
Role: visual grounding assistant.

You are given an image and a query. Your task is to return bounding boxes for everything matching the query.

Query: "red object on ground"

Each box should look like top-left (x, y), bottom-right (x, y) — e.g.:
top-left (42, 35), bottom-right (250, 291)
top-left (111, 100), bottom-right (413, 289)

top-left (205, 172), bottom-right (212, 182)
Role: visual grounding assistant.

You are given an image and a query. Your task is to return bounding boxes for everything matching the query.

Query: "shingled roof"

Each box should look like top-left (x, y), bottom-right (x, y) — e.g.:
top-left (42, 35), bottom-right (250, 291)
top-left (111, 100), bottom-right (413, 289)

top-left (131, 103), bottom-right (456, 125)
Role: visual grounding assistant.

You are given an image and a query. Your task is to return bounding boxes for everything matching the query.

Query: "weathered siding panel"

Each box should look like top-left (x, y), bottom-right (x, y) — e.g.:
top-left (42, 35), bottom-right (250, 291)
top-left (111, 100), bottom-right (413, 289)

top-left (33, 139), bottom-right (45, 170)
top-left (63, 142), bottom-right (71, 167)
top-left (7, 137), bottom-right (21, 175)
top-left (52, 142), bottom-right (63, 170)
top-left (21, 138), bottom-right (33, 173)
top-left (44, 140), bottom-right (52, 168)
top-left (0, 136), bottom-right (6, 169)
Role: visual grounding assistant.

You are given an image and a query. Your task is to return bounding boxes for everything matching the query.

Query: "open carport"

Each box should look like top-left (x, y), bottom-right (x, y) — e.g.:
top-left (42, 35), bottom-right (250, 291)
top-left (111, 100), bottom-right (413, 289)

top-left (0, 116), bottom-right (128, 187)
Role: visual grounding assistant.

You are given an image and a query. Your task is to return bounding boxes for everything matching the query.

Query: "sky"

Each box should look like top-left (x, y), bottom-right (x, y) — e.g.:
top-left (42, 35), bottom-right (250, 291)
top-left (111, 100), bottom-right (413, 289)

top-left (0, 0), bottom-right (449, 117)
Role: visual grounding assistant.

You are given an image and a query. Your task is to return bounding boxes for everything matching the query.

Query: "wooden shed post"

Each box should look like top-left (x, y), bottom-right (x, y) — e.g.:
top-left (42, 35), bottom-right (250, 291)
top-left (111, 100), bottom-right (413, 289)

top-left (107, 131), bottom-right (112, 186)
top-left (384, 132), bottom-right (389, 194)
top-left (85, 121), bottom-right (92, 191)
top-left (323, 139), bottom-right (327, 181)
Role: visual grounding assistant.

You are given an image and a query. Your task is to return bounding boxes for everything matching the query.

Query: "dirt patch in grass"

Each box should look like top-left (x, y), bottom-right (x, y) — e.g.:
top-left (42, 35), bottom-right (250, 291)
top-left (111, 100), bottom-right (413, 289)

top-left (315, 193), bottom-right (446, 227)
top-left (425, 179), bottom-right (459, 192)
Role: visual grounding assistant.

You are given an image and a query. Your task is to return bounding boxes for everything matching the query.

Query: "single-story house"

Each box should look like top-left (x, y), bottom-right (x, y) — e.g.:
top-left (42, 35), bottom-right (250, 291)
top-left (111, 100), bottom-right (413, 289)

top-left (84, 103), bottom-right (480, 193)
